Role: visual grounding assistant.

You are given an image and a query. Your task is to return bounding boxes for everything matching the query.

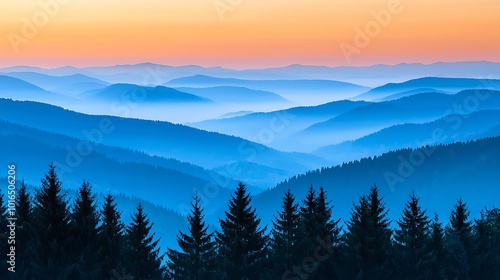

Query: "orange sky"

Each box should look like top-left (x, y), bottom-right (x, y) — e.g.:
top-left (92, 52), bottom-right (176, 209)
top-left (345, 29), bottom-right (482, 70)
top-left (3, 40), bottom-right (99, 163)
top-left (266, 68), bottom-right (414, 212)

top-left (0, 0), bottom-right (499, 69)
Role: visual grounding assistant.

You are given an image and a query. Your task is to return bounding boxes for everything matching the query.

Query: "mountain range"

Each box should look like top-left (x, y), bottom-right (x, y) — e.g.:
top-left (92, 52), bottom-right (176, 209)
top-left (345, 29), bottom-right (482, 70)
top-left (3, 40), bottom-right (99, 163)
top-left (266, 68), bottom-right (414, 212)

top-left (0, 98), bottom-right (329, 187)
top-left (353, 77), bottom-right (500, 101)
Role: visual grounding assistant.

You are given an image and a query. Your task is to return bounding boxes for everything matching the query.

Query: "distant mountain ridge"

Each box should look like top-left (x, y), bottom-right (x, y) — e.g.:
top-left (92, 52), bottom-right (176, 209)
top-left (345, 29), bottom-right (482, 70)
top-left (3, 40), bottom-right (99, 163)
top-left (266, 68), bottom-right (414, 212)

top-left (0, 75), bottom-right (69, 103)
top-left (174, 86), bottom-right (290, 104)
top-left (189, 100), bottom-right (371, 149)
top-left (286, 89), bottom-right (500, 152)
top-left (0, 98), bottom-right (329, 184)
top-left (165, 75), bottom-right (369, 104)
top-left (314, 109), bottom-right (500, 162)
top-left (0, 125), bottom-right (238, 224)
top-left (86, 83), bottom-right (211, 103)
top-left (3, 61), bottom-right (500, 87)
top-left (353, 77), bottom-right (500, 101)
top-left (2, 72), bottom-right (110, 94)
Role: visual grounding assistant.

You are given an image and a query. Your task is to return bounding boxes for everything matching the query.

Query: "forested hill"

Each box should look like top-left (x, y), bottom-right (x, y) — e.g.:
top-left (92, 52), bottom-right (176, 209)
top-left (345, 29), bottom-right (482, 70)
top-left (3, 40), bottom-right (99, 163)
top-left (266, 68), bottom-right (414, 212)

top-left (254, 136), bottom-right (500, 225)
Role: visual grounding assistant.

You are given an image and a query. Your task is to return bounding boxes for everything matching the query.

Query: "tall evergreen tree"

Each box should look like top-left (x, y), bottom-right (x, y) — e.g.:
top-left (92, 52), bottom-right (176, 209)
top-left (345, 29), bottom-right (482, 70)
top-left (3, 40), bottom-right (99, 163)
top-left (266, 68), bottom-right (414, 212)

top-left (70, 181), bottom-right (100, 278)
top-left (216, 182), bottom-right (268, 280)
top-left (166, 192), bottom-right (217, 279)
top-left (305, 187), bottom-right (341, 279)
top-left (445, 198), bottom-right (473, 279)
top-left (344, 185), bottom-right (392, 279)
top-left (124, 203), bottom-right (165, 279)
top-left (268, 189), bottom-right (301, 278)
top-left (393, 192), bottom-right (432, 279)
top-left (472, 207), bottom-right (500, 279)
top-left (29, 163), bottom-right (73, 279)
top-left (97, 193), bottom-right (126, 279)
top-left (450, 199), bottom-right (473, 243)
top-left (297, 185), bottom-right (318, 249)
top-left (429, 213), bottom-right (446, 279)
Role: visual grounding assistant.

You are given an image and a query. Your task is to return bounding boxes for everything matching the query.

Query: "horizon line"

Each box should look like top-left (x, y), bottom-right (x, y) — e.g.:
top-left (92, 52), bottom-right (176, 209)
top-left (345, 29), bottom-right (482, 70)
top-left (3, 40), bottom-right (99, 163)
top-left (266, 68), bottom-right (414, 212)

top-left (1, 60), bottom-right (498, 72)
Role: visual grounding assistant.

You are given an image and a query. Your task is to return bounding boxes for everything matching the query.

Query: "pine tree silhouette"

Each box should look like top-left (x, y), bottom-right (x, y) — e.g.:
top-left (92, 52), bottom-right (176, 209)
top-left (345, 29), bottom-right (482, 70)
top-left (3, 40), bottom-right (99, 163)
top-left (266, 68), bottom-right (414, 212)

top-left (216, 182), bottom-right (268, 280)
top-left (429, 213), bottom-right (446, 279)
top-left (70, 181), bottom-right (100, 278)
top-left (167, 192), bottom-right (217, 279)
top-left (344, 185), bottom-right (392, 279)
top-left (445, 199), bottom-right (473, 279)
top-left (29, 163), bottom-right (72, 279)
top-left (472, 207), bottom-right (500, 278)
top-left (393, 191), bottom-right (432, 279)
top-left (98, 193), bottom-right (126, 278)
top-left (97, 194), bottom-right (125, 279)
top-left (268, 188), bottom-right (301, 278)
top-left (124, 203), bottom-right (165, 279)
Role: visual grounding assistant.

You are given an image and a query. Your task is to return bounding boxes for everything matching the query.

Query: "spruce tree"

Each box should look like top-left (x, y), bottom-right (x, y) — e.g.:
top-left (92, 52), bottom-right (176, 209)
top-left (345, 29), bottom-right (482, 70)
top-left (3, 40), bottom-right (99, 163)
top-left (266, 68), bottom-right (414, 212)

top-left (311, 187), bottom-right (342, 279)
top-left (216, 182), bottom-right (268, 280)
top-left (296, 186), bottom-right (318, 265)
top-left (450, 199), bottom-right (473, 243)
top-left (124, 203), bottom-right (165, 279)
top-left (429, 213), bottom-right (446, 279)
top-left (344, 185), bottom-right (392, 279)
top-left (166, 192), bottom-right (216, 279)
top-left (268, 189), bottom-right (301, 278)
top-left (343, 194), bottom-right (369, 279)
top-left (393, 191), bottom-right (432, 279)
top-left (70, 181), bottom-right (100, 278)
top-left (472, 207), bottom-right (500, 278)
top-left (97, 193), bottom-right (126, 279)
top-left (30, 163), bottom-right (72, 279)
top-left (445, 198), bottom-right (473, 279)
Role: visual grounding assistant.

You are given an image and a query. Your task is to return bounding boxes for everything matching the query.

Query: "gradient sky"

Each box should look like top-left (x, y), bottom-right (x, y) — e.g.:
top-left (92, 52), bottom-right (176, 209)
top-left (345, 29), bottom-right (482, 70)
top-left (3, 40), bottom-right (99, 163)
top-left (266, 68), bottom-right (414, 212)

top-left (1, 0), bottom-right (499, 69)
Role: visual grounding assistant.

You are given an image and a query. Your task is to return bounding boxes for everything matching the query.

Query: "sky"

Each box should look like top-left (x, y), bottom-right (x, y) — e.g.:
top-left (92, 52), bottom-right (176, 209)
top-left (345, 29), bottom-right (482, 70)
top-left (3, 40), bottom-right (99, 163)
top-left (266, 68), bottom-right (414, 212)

top-left (0, 0), bottom-right (499, 69)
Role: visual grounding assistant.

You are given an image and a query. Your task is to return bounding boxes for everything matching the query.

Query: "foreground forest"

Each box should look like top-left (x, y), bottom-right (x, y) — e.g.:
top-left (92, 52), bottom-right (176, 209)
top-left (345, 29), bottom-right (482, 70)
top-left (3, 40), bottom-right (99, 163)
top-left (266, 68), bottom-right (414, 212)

top-left (1, 165), bottom-right (499, 280)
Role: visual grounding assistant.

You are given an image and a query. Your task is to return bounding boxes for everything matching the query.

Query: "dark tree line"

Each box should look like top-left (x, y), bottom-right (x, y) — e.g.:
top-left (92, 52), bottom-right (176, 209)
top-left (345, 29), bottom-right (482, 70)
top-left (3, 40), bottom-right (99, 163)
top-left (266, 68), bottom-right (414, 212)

top-left (167, 185), bottom-right (500, 280)
top-left (0, 164), bottom-right (164, 280)
top-left (1, 165), bottom-right (500, 279)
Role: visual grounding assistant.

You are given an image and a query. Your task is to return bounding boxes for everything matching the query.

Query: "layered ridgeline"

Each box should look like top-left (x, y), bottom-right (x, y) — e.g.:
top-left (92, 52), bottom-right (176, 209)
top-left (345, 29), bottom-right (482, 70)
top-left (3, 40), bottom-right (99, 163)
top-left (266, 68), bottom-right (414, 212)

top-left (81, 84), bottom-right (211, 103)
top-left (1, 72), bottom-right (110, 95)
top-left (165, 75), bottom-right (369, 104)
top-left (190, 89), bottom-right (500, 152)
top-left (0, 120), bottom-right (235, 208)
top-left (253, 136), bottom-right (500, 228)
top-left (0, 75), bottom-right (71, 104)
top-left (352, 77), bottom-right (500, 101)
top-left (189, 100), bottom-right (371, 148)
top-left (285, 89), bottom-right (500, 152)
top-left (0, 98), bottom-right (329, 190)
top-left (2, 61), bottom-right (500, 86)
top-left (315, 109), bottom-right (500, 163)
